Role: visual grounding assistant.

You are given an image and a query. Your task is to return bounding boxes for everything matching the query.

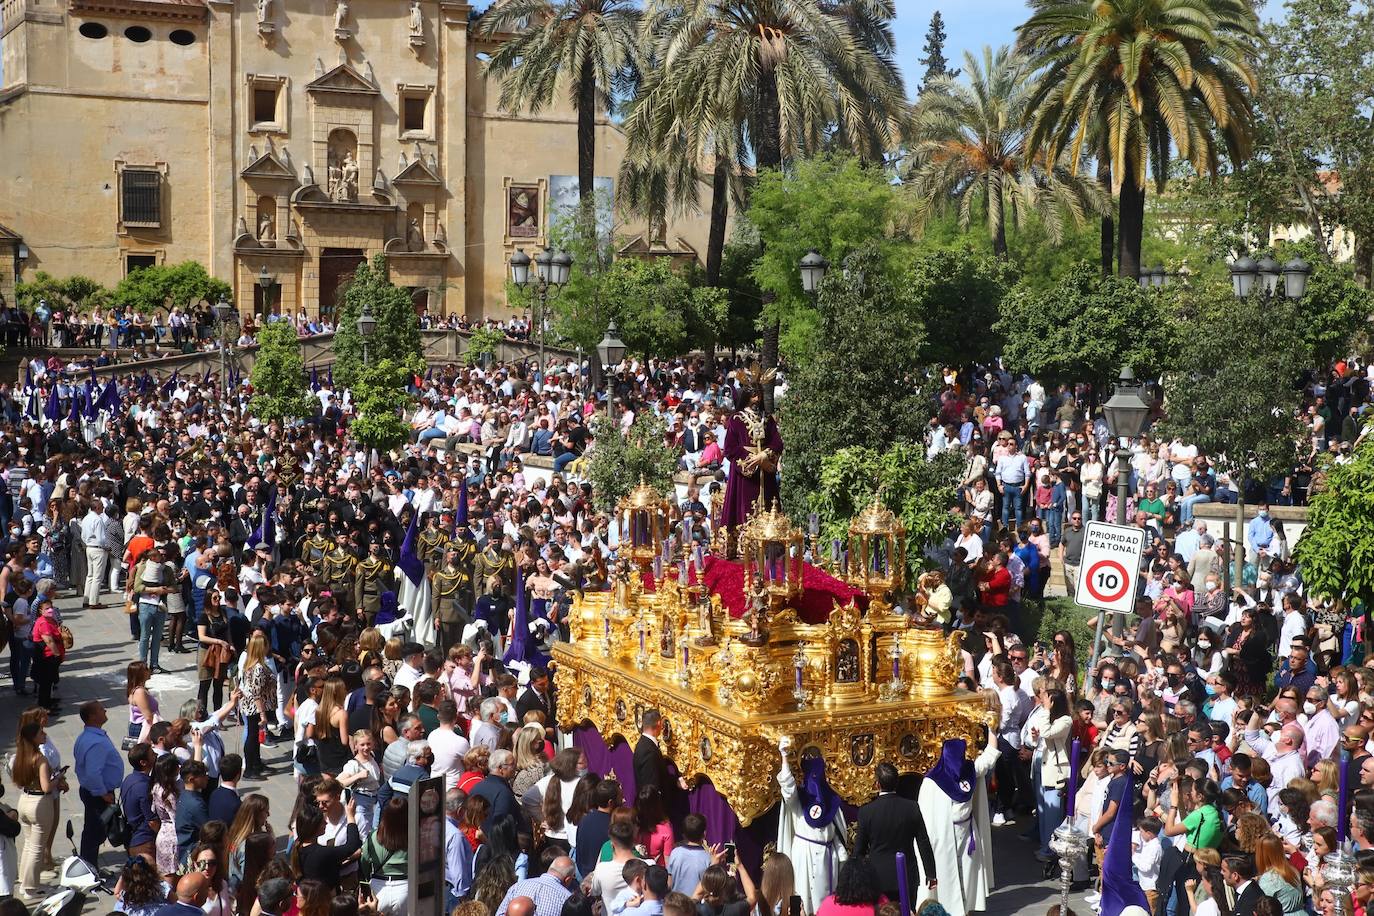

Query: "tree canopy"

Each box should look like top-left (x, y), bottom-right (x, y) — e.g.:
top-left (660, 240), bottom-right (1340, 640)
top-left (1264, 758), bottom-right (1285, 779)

top-left (332, 255), bottom-right (423, 389)
top-left (248, 320), bottom-right (315, 422)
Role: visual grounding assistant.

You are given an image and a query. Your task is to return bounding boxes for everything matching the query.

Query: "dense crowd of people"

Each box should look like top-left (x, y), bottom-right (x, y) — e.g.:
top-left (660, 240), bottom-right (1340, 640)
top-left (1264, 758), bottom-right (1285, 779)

top-left (0, 345), bottom-right (1368, 916)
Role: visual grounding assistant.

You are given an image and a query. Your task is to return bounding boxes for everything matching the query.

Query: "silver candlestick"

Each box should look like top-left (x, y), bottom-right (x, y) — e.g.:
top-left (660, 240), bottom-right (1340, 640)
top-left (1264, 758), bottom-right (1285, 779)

top-left (1049, 822), bottom-right (1089, 916)
top-left (1324, 847), bottom-right (1357, 916)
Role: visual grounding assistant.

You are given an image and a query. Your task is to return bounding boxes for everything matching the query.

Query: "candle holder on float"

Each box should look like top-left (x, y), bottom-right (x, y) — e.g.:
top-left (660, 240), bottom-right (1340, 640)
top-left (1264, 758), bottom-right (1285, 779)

top-left (878, 640), bottom-right (905, 701)
top-left (1324, 848), bottom-right (1357, 916)
top-left (619, 477), bottom-right (669, 576)
top-left (1049, 822), bottom-right (1089, 916)
top-left (845, 496), bottom-right (907, 606)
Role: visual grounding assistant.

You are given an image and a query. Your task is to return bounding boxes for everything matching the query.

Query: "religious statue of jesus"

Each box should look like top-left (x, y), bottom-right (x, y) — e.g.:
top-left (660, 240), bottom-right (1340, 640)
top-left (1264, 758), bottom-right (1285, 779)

top-left (720, 362), bottom-right (783, 556)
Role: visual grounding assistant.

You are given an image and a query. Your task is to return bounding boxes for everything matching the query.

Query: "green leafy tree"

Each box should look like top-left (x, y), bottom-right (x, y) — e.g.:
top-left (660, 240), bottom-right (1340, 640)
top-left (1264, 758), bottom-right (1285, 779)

top-left (995, 262), bottom-right (1177, 391)
top-left (332, 255), bottom-right (422, 389)
top-left (778, 243), bottom-right (931, 505)
top-left (917, 11), bottom-right (959, 93)
top-left (15, 272), bottom-right (110, 314)
top-left (905, 46), bottom-right (1108, 258)
top-left (1018, 0), bottom-right (1261, 279)
top-left (1155, 278), bottom-right (1307, 486)
top-left (652, 0), bottom-right (909, 374)
top-left (539, 195), bottom-right (618, 354)
top-left (1256, 0), bottom-right (1374, 282)
top-left (747, 154), bottom-right (914, 361)
top-left (349, 359), bottom-right (413, 453)
top-left (908, 243), bottom-right (1015, 367)
top-left (478, 0), bottom-right (641, 207)
top-left (110, 261), bottom-right (230, 314)
top-left (1293, 434), bottom-right (1374, 608)
top-left (1282, 242), bottom-right (1374, 365)
top-left (716, 239), bottom-right (764, 351)
top-left (248, 320), bottom-right (315, 422)
top-left (463, 325), bottom-right (505, 368)
top-left (811, 444), bottom-right (964, 584)
top-left (584, 412), bottom-right (677, 512)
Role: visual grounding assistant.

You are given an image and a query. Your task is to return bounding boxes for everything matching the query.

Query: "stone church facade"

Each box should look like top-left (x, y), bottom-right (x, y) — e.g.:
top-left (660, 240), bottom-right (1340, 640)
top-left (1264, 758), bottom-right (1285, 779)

top-left (0, 0), bottom-right (709, 318)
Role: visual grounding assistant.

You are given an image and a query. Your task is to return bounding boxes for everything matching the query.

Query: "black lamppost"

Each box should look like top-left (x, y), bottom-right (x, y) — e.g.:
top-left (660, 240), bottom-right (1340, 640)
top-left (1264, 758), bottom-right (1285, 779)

top-left (597, 320), bottom-right (626, 424)
top-left (511, 245), bottom-right (571, 383)
top-left (1228, 255), bottom-right (1310, 300)
top-left (213, 294), bottom-right (237, 400)
top-left (256, 265), bottom-right (276, 318)
top-left (356, 303), bottom-right (377, 366)
top-left (1101, 366), bottom-right (1151, 653)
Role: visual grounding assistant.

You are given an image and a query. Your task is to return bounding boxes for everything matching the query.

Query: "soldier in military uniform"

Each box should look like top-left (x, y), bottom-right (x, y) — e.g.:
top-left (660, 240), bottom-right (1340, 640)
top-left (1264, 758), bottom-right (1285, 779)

top-left (354, 539), bottom-right (395, 625)
top-left (417, 512), bottom-right (450, 568)
top-left (452, 526), bottom-right (478, 609)
top-left (475, 540), bottom-right (512, 599)
top-left (430, 545), bottom-right (472, 652)
top-left (320, 533), bottom-right (359, 618)
top-left (299, 520), bottom-right (333, 576)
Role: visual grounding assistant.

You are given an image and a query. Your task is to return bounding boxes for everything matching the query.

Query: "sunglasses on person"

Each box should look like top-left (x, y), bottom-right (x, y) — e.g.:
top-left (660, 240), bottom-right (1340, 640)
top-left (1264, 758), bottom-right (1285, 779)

top-left (195, 858), bottom-right (217, 871)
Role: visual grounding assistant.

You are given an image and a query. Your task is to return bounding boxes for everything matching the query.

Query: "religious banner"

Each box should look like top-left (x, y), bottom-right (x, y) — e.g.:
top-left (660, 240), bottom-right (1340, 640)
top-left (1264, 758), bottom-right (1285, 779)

top-left (506, 183), bottom-right (540, 238)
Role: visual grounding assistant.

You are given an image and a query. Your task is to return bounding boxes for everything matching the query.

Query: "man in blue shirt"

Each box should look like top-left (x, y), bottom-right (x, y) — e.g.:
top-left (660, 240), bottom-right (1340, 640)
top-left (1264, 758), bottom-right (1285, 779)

top-left (444, 787), bottom-right (474, 908)
top-left (174, 760), bottom-right (211, 865)
top-left (74, 700), bottom-right (124, 864)
top-left (153, 873), bottom-right (211, 916)
top-left (1246, 505), bottom-right (1276, 558)
top-left (121, 744), bottom-right (157, 860)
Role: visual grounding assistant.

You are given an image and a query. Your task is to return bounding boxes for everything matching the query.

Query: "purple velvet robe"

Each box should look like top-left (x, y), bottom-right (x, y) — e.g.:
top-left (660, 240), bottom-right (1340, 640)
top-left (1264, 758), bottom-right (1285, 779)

top-left (720, 411), bottom-right (784, 528)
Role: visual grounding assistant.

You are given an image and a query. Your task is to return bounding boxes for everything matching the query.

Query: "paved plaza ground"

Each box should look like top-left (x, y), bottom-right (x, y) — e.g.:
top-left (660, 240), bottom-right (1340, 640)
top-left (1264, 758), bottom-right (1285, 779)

top-left (4, 588), bottom-right (1089, 916)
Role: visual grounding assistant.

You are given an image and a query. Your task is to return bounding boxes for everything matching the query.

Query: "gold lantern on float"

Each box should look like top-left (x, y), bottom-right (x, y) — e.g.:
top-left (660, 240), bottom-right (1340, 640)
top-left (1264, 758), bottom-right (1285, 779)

top-left (619, 477), bottom-right (669, 571)
top-left (847, 496), bottom-right (907, 599)
top-left (740, 500), bottom-right (805, 606)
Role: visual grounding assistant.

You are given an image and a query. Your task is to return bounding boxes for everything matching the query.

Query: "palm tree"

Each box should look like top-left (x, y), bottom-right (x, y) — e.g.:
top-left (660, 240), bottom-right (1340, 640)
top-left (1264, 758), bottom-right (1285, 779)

top-left (653, 0), bottom-right (908, 375)
top-left (478, 0), bottom-right (643, 206)
top-left (1016, 0), bottom-right (1259, 278)
top-left (904, 45), bottom-right (1109, 258)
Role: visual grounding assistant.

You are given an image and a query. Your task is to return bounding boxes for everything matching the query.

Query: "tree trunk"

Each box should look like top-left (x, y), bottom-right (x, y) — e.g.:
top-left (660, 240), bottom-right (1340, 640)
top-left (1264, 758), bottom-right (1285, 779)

top-left (1098, 161), bottom-right (1115, 276)
top-left (1355, 233), bottom-right (1372, 290)
top-left (577, 58), bottom-right (597, 207)
top-left (704, 156), bottom-right (731, 376)
top-left (992, 210), bottom-right (1008, 258)
top-left (756, 69), bottom-right (783, 414)
top-left (1116, 170), bottom-right (1146, 281)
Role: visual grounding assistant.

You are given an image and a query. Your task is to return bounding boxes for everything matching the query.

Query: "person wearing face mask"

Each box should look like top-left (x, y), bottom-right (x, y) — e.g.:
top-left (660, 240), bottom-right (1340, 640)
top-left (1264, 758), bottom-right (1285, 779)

top-left (1246, 504), bottom-right (1276, 561)
top-left (29, 598), bottom-right (65, 711)
top-left (1301, 684), bottom-right (1341, 764)
top-left (1087, 662), bottom-right (1119, 730)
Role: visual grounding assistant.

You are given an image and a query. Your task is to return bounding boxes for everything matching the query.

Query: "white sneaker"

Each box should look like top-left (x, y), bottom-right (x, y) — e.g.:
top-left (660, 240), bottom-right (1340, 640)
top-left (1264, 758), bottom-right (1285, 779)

top-left (992, 812), bottom-right (1007, 826)
top-left (1084, 893), bottom-right (1101, 905)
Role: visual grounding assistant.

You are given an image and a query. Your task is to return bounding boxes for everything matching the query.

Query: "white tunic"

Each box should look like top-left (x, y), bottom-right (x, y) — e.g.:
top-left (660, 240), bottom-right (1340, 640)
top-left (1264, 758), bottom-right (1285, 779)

top-left (776, 759), bottom-right (848, 915)
top-left (398, 571), bottom-right (434, 647)
top-left (915, 741), bottom-right (1000, 916)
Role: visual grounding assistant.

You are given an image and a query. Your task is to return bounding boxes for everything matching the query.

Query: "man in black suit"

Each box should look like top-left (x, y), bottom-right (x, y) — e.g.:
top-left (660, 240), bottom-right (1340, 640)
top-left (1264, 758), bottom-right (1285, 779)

top-left (633, 709), bottom-right (687, 795)
top-left (470, 748), bottom-right (526, 835)
top-left (1223, 855), bottom-right (1266, 916)
top-left (854, 762), bottom-right (938, 901)
top-left (515, 667), bottom-right (555, 731)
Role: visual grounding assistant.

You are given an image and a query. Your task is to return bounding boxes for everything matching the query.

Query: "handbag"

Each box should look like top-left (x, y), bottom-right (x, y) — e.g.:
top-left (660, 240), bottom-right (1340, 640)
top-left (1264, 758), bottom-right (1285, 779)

top-left (59, 624), bottom-right (74, 650)
top-left (294, 740), bottom-right (319, 767)
top-left (103, 795), bottom-right (131, 847)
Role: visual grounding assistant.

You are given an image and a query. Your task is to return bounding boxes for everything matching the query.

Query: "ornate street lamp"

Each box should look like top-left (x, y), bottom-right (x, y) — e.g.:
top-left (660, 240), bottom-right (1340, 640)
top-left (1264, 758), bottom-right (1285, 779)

top-left (1256, 255), bottom-right (1282, 296)
top-left (1100, 366), bottom-right (1152, 657)
top-left (799, 249), bottom-right (829, 295)
top-left (356, 303), bottom-right (377, 365)
top-left (510, 246), bottom-right (570, 380)
top-left (1282, 257), bottom-right (1312, 300)
top-left (1228, 256), bottom-right (1259, 298)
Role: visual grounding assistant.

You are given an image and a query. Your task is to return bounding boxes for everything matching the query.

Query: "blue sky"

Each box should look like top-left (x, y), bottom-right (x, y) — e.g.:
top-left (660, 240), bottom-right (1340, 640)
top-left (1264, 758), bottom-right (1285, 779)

top-left (892, 1), bottom-right (1029, 93)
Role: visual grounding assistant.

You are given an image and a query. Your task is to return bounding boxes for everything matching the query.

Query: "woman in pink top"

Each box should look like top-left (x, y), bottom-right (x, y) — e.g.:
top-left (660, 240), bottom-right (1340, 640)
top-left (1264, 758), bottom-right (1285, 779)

top-left (635, 784), bottom-right (674, 866)
top-left (816, 859), bottom-right (887, 916)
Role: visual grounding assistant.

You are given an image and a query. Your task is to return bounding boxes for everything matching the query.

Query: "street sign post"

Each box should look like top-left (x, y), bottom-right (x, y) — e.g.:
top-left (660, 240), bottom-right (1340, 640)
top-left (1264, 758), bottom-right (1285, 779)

top-left (1076, 521), bottom-right (1147, 672)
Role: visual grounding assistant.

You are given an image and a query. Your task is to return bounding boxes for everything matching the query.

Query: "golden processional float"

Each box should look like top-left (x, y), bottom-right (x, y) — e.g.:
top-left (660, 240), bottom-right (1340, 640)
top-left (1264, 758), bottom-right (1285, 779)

top-left (551, 481), bottom-right (991, 826)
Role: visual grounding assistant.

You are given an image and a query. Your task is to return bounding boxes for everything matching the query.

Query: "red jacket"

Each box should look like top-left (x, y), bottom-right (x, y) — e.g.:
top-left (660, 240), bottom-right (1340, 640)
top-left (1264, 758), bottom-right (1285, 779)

top-left (980, 566), bottom-right (1012, 607)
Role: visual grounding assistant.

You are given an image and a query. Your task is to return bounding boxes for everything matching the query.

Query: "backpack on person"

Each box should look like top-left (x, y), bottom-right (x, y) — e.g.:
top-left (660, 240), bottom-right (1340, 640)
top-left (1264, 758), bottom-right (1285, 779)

top-left (103, 793), bottom-right (131, 848)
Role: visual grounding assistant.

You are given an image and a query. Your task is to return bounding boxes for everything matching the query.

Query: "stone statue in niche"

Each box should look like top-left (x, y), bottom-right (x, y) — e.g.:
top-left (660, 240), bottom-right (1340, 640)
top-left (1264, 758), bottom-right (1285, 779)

top-left (257, 212), bottom-right (276, 242)
top-left (409, 0), bottom-right (423, 41)
top-left (334, 0), bottom-right (350, 37)
top-left (406, 218), bottom-right (424, 251)
top-left (660, 624), bottom-right (674, 659)
top-left (328, 149), bottom-right (358, 202)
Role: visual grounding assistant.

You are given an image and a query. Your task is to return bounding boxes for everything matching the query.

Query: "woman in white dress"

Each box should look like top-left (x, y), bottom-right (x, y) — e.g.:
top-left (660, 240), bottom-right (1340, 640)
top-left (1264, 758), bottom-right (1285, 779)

top-left (914, 728), bottom-right (1000, 916)
top-left (775, 737), bottom-right (848, 914)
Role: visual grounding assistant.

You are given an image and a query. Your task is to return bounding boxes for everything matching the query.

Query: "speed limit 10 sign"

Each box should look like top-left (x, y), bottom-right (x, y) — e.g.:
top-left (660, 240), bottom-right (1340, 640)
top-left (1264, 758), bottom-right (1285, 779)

top-left (1075, 521), bottom-right (1147, 615)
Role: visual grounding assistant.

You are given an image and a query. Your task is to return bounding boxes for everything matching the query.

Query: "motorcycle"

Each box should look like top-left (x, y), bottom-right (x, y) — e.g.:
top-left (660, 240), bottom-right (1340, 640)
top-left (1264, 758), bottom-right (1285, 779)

top-left (32, 822), bottom-right (110, 916)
